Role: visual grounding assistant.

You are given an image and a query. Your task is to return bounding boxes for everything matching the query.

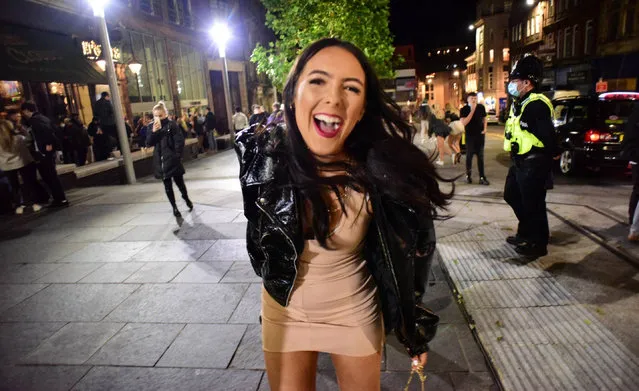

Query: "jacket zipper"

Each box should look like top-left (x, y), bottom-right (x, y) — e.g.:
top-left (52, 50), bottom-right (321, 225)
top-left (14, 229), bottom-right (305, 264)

top-left (255, 199), bottom-right (298, 306)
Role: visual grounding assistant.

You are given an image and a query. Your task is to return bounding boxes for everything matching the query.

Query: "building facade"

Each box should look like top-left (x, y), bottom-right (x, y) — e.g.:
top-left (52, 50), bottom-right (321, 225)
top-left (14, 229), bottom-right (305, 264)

top-left (0, 0), bottom-right (263, 134)
top-left (466, 0), bottom-right (511, 117)
top-left (509, 0), bottom-right (639, 94)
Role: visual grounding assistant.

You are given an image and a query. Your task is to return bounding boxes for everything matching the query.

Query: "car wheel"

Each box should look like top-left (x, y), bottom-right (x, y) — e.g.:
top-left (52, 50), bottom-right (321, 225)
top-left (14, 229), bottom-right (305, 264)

top-left (559, 149), bottom-right (577, 175)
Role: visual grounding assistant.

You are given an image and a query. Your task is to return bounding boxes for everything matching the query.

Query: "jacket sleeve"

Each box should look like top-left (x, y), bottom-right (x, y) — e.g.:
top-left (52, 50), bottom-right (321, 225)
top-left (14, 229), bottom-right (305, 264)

top-left (621, 103), bottom-right (639, 161)
top-left (526, 101), bottom-right (559, 156)
top-left (146, 128), bottom-right (161, 147)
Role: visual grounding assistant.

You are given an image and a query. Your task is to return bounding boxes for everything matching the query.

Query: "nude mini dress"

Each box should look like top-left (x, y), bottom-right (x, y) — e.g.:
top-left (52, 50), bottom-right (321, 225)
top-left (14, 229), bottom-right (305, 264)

top-left (261, 189), bottom-right (384, 356)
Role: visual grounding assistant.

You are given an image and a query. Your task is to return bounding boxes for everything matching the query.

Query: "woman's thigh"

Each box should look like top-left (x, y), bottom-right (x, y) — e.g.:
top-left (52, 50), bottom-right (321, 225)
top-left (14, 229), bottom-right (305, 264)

top-left (331, 351), bottom-right (382, 391)
top-left (264, 351), bottom-right (319, 391)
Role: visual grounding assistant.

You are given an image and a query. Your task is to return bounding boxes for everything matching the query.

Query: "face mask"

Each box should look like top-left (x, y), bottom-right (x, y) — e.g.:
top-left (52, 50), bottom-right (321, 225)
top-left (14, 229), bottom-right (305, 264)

top-left (508, 82), bottom-right (520, 97)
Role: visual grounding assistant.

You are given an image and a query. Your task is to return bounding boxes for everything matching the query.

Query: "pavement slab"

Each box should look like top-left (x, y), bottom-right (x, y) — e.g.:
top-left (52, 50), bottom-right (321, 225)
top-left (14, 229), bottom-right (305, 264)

top-left (0, 365), bottom-right (91, 391)
top-left (0, 322), bottom-right (67, 364)
top-left (132, 240), bottom-right (216, 262)
top-left (123, 262), bottom-right (188, 283)
top-left (59, 242), bottom-right (151, 263)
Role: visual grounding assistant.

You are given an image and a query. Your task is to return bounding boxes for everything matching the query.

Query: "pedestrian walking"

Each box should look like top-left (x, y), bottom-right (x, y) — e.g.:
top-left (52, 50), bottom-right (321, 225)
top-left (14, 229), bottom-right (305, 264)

top-left (460, 92), bottom-right (489, 185)
top-left (94, 92), bottom-right (119, 151)
top-left (70, 114), bottom-right (91, 166)
top-left (146, 101), bottom-right (193, 218)
top-left (503, 54), bottom-right (560, 257)
top-left (0, 120), bottom-right (42, 214)
top-left (232, 106), bottom-right (249, 133)
top-left (87, 117), bottom-right (111, 162)
top-left (20, 101), bottom-right (68, 207)
top-left (235, 38), bottom-right (445, 390)
top-left (620, 101), bottom-right (639, 241)
top-left (445, 103), bottom-right (464, 165)
top-left (427, 104), bottom-right (452, 166)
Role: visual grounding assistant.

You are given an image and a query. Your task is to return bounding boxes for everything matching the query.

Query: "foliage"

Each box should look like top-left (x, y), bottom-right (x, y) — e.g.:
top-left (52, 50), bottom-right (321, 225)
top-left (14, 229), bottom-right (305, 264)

top-left (251, 0), bottom-right (397, 90)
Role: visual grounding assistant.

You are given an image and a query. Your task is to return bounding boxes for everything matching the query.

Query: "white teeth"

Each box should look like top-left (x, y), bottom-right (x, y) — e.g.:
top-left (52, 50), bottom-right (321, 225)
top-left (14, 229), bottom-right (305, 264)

top-left (314, 114), bottom-right (342, 125)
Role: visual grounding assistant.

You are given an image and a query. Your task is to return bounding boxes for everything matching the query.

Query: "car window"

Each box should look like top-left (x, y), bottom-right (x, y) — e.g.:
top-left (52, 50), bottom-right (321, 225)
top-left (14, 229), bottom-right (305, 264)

top-left (553, 103), bottom-right (568, 126)
top-left (569, 105), bottom-right (589, 122)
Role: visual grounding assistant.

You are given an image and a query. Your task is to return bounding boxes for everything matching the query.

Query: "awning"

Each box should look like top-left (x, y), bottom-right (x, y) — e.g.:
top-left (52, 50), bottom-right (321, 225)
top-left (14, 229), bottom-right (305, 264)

top-left (0, 24), bottom-right (107, 85)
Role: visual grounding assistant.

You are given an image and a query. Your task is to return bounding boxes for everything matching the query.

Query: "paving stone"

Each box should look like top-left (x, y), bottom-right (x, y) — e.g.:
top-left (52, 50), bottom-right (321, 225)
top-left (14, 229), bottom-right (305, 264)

top-left (449, 372), bottom-right (498, 391)
top-left (380, 371), bottom-right (454, 391)
top-left (171, 261), bottom-right (233, 283)
top-left (124, 262), bottom-right (188, 283)
top-left (61, 227), bottom-right (136, 243)
top-left (124, 213), bottom-right (176, 226)
top-left (0, 365), bottom-right (90, 391)
top-left (114, 224), bottom-right (183, 241)
top-left (220, 261), bottom-right (262, 283)
top-left (23, 322), bottom-right (124, 364)
top-left (87, 323), bottom-right (184, 366)
top-left (200, 239), bottom-right (250, 261)
top-left (60, 242), bottom-right (151, 263)
top-left (421, 282), bottom-right (466, 324)
top-left (0, 263), bottom-right (61, 283)
top-left (36, 263), bottom-right (103, 283)
top-left (0, 322), bottom-right (66, 364)
top-left (79, 263), bottom-right (145, 283)
top-left (230, 324), bottom-right (264, 370)
top-left (173, 223), bottom-right (241, 240)
top-left (194, 210), bottom-right (242, 224)
top-left (134, 240), bottom-right (216, 262)
top-left (455, 324), bottom-right (489, 372)
top-left (385, 325), bottom-right (469, 372)
top-left (105, 283), bottom-right (247, 323)
top-left (72, 367), bottom-right (262, 391)
top-left (0, 284), bottom-right (140, 322)
top-left (0, 284), bottom-right (48, 313)
top-left (228, 283), bottom-right (261, 324)
top-left (0, 242), bottom-right (87, 264)
top-left (157, 324), bottom-right (247, 368)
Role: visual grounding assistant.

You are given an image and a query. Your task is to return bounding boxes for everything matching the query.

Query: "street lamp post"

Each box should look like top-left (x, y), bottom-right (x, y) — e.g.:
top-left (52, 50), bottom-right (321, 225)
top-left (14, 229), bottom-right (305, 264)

top-left (210, 23), bottom-right (234, 141)
top-left (89, 0), bottom-right (136, 184)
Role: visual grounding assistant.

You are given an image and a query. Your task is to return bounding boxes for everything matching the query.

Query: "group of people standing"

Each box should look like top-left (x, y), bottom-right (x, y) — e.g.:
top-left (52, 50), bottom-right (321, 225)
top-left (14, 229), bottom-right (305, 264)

top-left (0, 102), bottom-right (69, 214)
top-left (420, 92), bottom-right (490, 185)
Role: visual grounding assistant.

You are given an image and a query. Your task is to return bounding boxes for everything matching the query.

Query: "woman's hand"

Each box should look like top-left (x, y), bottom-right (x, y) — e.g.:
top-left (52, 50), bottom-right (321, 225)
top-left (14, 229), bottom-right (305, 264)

top-left (411, 352), bottom-right (428, 370)
top-left (153, 120), bottom-right (161, 133)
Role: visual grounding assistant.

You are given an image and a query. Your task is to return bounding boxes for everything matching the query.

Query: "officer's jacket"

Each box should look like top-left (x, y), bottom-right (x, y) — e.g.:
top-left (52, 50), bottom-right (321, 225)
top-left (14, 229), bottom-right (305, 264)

top-left (235, 124), bottom-right (439, 357)
top-left (505, 92), bottom-right (555, 155)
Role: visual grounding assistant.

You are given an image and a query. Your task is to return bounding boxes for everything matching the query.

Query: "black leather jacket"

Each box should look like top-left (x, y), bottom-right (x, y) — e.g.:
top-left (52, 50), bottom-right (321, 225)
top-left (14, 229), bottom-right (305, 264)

top-left (235, 125), bottom-right (439, 357)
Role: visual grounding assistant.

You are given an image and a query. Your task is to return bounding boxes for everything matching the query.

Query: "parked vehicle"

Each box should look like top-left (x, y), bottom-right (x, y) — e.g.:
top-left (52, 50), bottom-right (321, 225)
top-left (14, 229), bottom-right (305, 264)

top-left (553, 92), bottom-right (639, 175)
top-left (487, 109), bottom-right (499, 124)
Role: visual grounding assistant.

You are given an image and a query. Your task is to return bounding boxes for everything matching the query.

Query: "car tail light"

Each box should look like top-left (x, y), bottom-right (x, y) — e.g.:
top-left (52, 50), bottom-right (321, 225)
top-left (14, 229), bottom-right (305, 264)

top-left (585, 129), bottom-right (613, 143)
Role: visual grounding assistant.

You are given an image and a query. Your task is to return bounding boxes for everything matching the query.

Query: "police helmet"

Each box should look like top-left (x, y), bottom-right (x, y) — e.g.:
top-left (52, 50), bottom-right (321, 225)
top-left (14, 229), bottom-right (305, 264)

top-left (509, 54), bottom-right (543, 86)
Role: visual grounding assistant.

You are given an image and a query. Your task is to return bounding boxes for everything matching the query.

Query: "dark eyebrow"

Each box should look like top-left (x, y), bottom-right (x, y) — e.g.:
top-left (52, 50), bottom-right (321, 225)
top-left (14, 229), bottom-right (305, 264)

top-left (308, 70), bottom-right (364, 87)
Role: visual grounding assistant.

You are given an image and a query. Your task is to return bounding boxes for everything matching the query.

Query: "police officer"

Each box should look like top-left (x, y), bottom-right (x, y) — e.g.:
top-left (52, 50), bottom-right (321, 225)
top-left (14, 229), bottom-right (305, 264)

top-left (503, 55), bottom-right (559, 257)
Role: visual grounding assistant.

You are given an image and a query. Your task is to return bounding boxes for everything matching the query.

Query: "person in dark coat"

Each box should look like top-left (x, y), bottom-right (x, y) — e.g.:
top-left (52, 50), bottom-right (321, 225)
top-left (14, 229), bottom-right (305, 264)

top-left (69, 114), bottom-right (91, 166)
top-left (87, 117), bottom-right (111, 162)
top-left (20, 101), bottom-right (68, 207)
top-left (94, 91), bottom-right (119, 150)
top-left (146, 101), bottom-right (193, 218)
top-left (621, 102), bottom-right (639, 240)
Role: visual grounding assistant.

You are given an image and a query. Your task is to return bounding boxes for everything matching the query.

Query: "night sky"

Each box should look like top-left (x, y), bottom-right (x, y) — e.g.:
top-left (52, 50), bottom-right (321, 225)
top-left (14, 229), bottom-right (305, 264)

top-left (389, 0), bottom-right (477, 62)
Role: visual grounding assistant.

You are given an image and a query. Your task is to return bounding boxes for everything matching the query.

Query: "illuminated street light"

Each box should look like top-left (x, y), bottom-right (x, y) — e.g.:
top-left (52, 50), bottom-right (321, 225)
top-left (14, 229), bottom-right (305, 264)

top-left (96, 59), bottom-right (106, 72)
top-left (128, 59), bottom-right (142, 75)
top-left (87, 0), bottom-right (136, 184)
top-left (453, 70), bottom-right (460, 77)
top-left (468, 24), bottom-right (475, 31)
top-left (209, 22), bottom-right (234, 139)
top-left (526, 0), bottom-right (535, 5)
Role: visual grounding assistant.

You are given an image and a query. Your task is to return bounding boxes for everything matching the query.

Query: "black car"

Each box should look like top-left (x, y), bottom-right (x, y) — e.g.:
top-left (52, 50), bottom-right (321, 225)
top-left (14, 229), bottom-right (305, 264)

top-left (553, 92), bottom-right (639, 175)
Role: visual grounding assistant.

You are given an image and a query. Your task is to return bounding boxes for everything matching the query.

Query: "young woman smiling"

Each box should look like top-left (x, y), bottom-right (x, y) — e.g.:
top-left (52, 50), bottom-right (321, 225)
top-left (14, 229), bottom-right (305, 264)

top-left (236, 38), bottom-right (452, 390)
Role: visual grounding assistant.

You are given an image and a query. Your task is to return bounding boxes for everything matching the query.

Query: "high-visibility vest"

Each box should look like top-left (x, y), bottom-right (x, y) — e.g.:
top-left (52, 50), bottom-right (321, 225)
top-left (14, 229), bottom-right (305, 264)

top-left (504, 93), bottom-right (554, 154)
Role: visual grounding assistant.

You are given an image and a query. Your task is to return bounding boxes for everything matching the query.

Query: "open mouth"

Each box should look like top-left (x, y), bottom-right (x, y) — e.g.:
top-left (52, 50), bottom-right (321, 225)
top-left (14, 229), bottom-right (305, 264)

top-left (313, 113), bottom-right (343, 138)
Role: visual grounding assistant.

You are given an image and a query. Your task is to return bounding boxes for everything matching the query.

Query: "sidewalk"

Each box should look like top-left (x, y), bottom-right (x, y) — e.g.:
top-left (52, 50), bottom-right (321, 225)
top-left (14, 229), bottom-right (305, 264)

top-left (0, 151), bottom-right (496, 391)
top-left (436, 196), bottom-right (639, 390)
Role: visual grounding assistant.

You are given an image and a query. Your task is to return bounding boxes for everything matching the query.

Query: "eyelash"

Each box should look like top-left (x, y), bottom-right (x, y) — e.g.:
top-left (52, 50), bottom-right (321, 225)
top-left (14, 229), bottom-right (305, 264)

top-left (309, 78), bottom-right (361, 94)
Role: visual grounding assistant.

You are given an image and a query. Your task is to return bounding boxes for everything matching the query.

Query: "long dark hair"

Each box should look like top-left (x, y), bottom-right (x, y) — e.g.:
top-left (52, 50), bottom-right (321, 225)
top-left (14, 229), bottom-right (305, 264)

top-left (277, 38), bottom-right (453, 248)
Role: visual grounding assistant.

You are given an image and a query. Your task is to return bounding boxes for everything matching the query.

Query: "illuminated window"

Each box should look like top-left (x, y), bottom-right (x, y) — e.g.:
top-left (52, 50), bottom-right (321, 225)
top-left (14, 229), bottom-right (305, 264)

top-left (489, 49), bottom-right (494, 63)
top-left (502, 48), bottom-right (510, 62)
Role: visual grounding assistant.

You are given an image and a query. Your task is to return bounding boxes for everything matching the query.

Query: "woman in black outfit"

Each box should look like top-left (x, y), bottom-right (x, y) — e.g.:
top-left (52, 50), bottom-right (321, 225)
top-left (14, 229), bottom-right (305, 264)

top-left (146, 101), bottom-right (193, 218)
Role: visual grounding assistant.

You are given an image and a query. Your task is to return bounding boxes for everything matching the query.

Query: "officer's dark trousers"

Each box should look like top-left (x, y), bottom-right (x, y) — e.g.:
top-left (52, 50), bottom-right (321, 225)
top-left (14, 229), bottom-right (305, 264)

top-left (466, 135), bottom-right (486, 177)
top-left (504, 154), bottom-right (551, 247)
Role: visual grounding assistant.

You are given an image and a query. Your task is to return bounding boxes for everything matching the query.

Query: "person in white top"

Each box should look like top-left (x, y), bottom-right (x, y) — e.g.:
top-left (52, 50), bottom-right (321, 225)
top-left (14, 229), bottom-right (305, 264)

top-left (232, 107), bottom-right (249, 133)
